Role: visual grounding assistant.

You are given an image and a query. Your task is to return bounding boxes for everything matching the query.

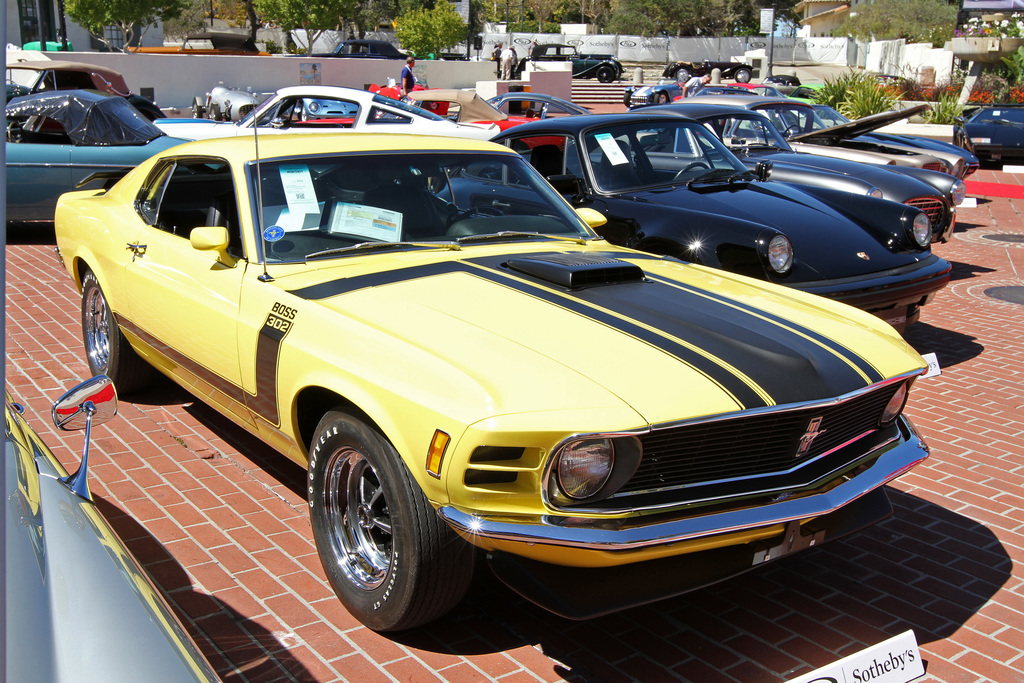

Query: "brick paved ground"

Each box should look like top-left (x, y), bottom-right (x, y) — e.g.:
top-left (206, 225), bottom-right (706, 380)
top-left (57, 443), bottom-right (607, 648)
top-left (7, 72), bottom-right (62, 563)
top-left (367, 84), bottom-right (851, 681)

top-left (5, 167), bottom-right (1024, 682)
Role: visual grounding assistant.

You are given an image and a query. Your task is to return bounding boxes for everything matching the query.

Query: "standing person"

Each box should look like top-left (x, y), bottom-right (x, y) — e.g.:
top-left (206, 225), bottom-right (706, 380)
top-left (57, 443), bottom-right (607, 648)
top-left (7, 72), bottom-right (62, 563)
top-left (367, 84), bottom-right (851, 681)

top-left (400, 56), bottom-right (416, 97)
top-left (492, 43), bottom-right (503, 78)
top-left (501, 43), bottom-right (515, 79)
top-left (680, 73), bottom-right (711, 98)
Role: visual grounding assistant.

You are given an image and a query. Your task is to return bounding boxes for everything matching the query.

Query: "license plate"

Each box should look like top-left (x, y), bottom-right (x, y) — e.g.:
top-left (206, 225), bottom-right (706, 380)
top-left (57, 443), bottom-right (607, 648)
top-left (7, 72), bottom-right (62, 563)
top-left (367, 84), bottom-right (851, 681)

top-left (882, 308), bottom-right (907, 326)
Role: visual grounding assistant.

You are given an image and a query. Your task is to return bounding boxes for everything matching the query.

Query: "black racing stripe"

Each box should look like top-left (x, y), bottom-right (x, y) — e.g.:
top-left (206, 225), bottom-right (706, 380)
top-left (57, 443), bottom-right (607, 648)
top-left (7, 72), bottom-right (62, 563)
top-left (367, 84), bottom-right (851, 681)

top-left (288, 254), bottom-right (766, 408)
top-left (117, 314), bottom-right (246, 405)
top-left (645, 273), bottom-right (884, 384)
top-left (117, 313), bottom-right (289, 427)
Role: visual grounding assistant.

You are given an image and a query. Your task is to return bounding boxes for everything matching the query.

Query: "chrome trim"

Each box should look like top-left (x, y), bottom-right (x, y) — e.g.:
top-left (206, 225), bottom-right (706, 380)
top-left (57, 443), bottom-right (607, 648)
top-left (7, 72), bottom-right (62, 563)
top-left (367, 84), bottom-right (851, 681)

top-left (441, 416), bottom-right (927, 552)
top-left (539, 371), bottom-right (920, 511)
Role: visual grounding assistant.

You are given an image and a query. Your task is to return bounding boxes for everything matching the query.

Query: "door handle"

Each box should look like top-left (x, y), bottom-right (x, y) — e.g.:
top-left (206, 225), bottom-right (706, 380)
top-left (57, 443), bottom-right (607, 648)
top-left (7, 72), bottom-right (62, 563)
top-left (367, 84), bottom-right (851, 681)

top-left (126, 243), bottom-right (147, 261)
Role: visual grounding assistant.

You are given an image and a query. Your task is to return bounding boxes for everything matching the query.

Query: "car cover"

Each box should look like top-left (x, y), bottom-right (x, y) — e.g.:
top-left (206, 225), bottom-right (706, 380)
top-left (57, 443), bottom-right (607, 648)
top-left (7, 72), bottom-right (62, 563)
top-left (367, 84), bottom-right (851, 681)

top-left (5, 89), bottom-right (164, 146)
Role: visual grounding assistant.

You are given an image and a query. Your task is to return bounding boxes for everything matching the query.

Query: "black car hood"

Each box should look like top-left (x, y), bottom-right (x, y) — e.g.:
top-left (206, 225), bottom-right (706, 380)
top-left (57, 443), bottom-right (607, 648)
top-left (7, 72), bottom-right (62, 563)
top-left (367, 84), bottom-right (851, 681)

top-left (791, 104), bottom-right (929, 145)
top-left (624, 179), bottom-right (921, 277)
top-left (735, 148), bottom-right (939, 200)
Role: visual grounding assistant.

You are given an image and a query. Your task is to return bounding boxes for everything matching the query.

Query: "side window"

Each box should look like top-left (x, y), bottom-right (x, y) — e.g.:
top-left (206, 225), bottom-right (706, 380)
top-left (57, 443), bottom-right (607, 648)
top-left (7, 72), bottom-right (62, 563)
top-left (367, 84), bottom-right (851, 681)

top-left (369, 107), bottom-right (411, 123)
top-left (136, 159), bottom-right (243, 256)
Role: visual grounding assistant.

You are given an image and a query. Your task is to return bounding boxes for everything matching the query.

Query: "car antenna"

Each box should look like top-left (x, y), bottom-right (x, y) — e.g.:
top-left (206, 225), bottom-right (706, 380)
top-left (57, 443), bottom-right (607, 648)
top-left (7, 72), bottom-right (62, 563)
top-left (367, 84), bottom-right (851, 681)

top-left (253, 112), bottom-right (273, 282)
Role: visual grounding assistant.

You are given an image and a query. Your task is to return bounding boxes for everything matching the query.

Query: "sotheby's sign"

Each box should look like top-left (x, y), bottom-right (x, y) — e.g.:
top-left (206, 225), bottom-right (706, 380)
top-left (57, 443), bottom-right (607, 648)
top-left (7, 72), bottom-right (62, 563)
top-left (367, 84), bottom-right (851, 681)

top-left (788, 631), bottom-right (924, 683)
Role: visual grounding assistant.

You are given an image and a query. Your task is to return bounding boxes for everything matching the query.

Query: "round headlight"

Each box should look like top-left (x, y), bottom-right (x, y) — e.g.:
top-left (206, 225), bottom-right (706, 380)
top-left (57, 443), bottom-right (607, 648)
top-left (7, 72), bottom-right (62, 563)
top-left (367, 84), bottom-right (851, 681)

top-left (953, 158), bottom-right (965, 178)
top-left (910, 212), bottom-right (931, 247)
top-left (867, 186), bottom-right (883, 199)
top-left (767, 234), bottom-right (794, 274)
top-left (880, 383), bottom-right (909, 425)
top-left (951, 180), bottom-right (967, 206)
top-left (557, 439), bottom-right (614, 500)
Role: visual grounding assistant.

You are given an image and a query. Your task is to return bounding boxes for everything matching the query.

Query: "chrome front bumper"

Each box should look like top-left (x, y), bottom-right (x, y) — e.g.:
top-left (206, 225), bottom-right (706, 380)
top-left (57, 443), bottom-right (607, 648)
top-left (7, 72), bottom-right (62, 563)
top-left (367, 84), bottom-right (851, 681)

top-left (438, 416), bottom-right (928, 552)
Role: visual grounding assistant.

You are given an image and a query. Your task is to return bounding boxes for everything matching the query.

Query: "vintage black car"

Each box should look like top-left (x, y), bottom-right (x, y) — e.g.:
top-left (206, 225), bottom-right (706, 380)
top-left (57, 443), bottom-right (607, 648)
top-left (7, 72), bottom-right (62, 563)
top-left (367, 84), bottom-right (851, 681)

top-left (311, 39), bottom-right (407, 59)
top-left (953, 105), bottom-right (1024, 164)
top-left (641, 102), bottom-right (964, 243)
top-left (522, 43), bottom-right (623, 82)
top-left (663, 58), bottom-right (754, 83)
top-left (493, 114), bottom-right (951, 330)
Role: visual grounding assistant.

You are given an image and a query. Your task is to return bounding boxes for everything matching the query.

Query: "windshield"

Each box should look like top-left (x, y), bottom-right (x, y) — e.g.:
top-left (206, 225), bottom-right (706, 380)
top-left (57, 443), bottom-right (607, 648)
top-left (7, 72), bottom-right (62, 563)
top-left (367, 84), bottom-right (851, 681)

top-left (248, 152), bottom-right (593, 262)
top-left (755, 104), bottom-right (830, 136)
top-left (812, 105), bottom-right (849, 127)
top-left (581, 121), bottom-right (747, 192)
top-left (705, 114), bottom-right (793, 152)
top-left (973, 107), bottom-right (1024, 125)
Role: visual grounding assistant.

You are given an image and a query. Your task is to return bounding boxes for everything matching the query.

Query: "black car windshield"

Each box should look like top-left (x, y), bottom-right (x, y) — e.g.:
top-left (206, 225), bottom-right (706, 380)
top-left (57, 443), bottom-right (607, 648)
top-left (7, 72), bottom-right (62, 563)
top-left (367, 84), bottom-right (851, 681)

top-left (755, 104), bottom-right (830, 136)
top-left (582, 121), bottom-right (748, 192)
top-left (973, 107), bottom-right (1024, 125)
top-left (249, 152), bottom-right (593, 262)
top-left (708, 114), bottom-right (793, 152)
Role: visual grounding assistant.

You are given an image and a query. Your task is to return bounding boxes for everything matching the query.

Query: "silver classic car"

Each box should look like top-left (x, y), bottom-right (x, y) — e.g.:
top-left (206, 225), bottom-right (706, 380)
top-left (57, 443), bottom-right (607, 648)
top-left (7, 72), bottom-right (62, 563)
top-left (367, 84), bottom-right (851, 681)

top-left (6, 376), bottom-right (218, 682)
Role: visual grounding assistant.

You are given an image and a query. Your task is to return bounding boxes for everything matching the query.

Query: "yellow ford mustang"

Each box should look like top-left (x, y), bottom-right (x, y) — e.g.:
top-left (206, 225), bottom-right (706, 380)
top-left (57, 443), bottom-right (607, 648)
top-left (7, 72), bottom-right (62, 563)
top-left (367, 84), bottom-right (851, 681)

top-left (55, 133), bottom-right (930, 631)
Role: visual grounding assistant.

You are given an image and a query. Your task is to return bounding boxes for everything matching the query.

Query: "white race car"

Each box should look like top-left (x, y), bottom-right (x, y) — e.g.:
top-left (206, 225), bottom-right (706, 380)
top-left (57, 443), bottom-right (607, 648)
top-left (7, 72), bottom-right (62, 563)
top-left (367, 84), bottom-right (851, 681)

top-left (156, 85), bottom-right (499, 141)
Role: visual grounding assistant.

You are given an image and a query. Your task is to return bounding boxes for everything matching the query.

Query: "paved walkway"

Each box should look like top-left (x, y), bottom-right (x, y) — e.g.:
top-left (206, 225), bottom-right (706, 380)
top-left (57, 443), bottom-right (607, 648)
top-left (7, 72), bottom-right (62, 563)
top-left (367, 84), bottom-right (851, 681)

top-left (5, 168), bottom-right (1024, 682)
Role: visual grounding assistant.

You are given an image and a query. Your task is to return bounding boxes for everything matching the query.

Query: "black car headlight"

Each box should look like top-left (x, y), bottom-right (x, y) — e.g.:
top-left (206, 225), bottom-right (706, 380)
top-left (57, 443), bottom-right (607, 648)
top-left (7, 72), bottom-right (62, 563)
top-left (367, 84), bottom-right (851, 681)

top-left (766, 234), bottom-right (794, 274)
top-left (548, 436), bottom-right (642, 506)
top-left (909, 212), bottom-right (931, 247)
top-left (951, 180), bottom-right (966, 206)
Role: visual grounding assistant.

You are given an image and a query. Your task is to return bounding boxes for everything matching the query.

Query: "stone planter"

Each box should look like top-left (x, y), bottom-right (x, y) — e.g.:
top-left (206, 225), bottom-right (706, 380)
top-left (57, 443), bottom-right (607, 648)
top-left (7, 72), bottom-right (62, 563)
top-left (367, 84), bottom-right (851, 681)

top-left (953, 36), bottom-right (1024, 63)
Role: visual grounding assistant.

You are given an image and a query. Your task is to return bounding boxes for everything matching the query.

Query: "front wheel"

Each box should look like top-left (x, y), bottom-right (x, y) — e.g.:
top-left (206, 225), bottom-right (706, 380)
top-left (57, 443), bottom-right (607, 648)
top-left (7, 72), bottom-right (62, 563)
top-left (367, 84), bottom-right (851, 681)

top-left (734, 67), bottom-right (752, 83)
top-left (308, 412), bottom-right (474, 632)
top-left (657, 91), bottom-right (670, 104)
top-left (81, 271), bottom-right (151, 393)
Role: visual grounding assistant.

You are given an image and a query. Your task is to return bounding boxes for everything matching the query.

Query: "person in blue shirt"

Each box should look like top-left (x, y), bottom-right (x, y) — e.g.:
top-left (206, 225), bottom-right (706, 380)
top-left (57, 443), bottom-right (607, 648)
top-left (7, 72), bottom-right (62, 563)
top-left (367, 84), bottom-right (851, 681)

top-left (401, 57), bottom-right (416, 96)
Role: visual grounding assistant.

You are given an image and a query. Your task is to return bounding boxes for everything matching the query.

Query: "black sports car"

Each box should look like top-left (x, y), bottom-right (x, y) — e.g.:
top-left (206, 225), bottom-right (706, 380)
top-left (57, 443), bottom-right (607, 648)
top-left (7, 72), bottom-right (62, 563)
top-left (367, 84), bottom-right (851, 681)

top-left (492, 114), bottom-right (950, 330)
top-left (639, 102), bottom-right (965, 243)
top-left (663, 58), bottom-right (754, 83)
top-left (954, 105), bottom-right (1024, 164)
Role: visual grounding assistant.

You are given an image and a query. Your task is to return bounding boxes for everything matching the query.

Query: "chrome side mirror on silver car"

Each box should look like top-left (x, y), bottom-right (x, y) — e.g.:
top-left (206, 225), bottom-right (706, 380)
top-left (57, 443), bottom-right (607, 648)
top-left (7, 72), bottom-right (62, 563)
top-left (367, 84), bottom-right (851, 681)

top-left (52, 375), bottom-right (118, 501)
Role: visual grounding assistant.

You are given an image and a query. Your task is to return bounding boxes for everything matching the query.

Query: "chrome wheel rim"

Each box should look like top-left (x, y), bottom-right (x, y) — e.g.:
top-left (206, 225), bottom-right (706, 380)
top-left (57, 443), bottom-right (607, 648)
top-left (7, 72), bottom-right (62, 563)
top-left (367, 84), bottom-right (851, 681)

top-left (323, 446), bottom-right (392, 590)
top-left (83, 284), bottom-right (111, 372)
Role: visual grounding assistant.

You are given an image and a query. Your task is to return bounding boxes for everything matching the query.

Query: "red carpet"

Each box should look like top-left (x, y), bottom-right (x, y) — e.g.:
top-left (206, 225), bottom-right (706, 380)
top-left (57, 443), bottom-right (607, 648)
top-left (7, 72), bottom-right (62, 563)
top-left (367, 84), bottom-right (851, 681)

top-left (965, 179), bottom-right (1024, 198)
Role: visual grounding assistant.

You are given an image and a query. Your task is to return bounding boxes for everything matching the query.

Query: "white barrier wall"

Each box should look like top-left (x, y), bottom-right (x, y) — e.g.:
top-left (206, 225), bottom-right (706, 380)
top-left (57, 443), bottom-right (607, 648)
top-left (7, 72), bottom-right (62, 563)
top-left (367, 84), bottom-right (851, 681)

top-left (7, 50), bottom-right (497, 109)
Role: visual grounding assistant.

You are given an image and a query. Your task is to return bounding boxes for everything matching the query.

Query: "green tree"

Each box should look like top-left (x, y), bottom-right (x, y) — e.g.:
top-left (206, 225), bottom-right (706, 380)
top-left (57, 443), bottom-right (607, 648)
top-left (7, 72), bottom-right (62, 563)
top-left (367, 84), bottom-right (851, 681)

top-left (833, 0), bottom-right (957, 46)
top-left (607, 0), bottom-right (795, 37)
top-left (395, 2), bottom-right (466, 56)
top-left (65, 0), bottom-right (187, 50)
top-left (254, 0), bottom-right (356, 52)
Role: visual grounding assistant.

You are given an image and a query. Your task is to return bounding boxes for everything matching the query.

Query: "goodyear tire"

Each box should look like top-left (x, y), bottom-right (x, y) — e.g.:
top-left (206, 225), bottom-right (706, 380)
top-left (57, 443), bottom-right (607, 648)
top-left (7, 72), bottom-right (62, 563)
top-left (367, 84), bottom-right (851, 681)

top-left (81, 271), bottom-right (151, 393)
top-left (734, 67), bottom-right (752, 83)
top-left (597, 65), bottom-right (616, 83)
top-left (308, 411), bottom-right (474, 632)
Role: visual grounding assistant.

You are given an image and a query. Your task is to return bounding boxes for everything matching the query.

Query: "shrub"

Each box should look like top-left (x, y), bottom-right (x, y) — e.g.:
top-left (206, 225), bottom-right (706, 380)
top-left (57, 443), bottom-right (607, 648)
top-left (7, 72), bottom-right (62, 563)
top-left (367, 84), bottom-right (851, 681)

top-left (923, 93), bottom-right (963, 124)
top-left (839, 74), bottom-right (900, 118)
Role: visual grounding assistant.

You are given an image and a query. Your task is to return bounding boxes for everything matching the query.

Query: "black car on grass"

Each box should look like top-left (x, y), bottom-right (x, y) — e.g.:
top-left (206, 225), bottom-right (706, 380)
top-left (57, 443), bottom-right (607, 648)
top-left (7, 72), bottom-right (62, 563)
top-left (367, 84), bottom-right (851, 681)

top-left (492, 114), bottom-right (950, 330)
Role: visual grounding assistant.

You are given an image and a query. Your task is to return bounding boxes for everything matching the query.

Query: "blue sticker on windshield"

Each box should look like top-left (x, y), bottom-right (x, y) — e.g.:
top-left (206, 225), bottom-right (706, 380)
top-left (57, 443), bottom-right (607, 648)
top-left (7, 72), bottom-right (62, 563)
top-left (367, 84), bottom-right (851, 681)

top-left (263, 225), bottom-right (285, 242)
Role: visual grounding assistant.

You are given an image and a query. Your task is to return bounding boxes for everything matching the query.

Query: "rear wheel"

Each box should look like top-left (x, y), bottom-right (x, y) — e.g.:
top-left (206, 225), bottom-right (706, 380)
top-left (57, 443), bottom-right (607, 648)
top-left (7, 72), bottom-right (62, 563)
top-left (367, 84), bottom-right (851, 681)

top-left (81, 271), bottom-right (151, 393)
top-left (596, 65), bottom-right (616, 83)
top-left (734, 67), bottom-right (752, 83)
top-left (308, 411), bottom-right (474, 632)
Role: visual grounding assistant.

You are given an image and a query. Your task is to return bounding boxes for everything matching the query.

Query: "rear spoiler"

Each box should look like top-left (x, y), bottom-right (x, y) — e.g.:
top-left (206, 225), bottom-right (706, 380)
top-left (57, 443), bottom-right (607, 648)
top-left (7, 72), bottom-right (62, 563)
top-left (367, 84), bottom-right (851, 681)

top-left (75, 169), bottom-right (129, 189)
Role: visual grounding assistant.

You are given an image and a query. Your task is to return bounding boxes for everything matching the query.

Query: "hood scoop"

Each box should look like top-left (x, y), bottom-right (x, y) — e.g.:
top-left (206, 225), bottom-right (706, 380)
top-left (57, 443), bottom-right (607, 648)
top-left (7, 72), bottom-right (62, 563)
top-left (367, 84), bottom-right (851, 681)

top-left (505, 253), bottom-right (646, 289)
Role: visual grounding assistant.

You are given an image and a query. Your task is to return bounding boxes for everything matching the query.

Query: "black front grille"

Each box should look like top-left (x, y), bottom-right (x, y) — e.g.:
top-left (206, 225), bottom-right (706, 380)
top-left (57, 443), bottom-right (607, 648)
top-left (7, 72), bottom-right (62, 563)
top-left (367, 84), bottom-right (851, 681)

top-left (905, 197), bottom-right (946, 230)
top-left (617, 382), bottom-right (904, 501)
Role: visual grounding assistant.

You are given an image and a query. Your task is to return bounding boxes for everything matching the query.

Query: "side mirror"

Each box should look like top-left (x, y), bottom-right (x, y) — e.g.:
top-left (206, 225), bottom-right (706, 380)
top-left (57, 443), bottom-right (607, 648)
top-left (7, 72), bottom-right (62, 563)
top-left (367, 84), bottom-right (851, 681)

top-left (755, 160), bottom-right (773, 182)
top-left (191, 226), bottom-right (230, 252)
top-left (52, 375), bottom-right (118, 501)
top-left (575, 207), bottom-right (607, 229)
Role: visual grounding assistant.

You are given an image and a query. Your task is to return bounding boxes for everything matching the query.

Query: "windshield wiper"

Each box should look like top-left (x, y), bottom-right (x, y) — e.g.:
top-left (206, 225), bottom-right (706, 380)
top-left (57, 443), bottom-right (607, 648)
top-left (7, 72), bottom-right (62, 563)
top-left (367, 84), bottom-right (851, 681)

top-left (686, 168), bottom-right (756, 188)
top-left (992, 119), bottom-right (1024, 128)
top-left (305, 240), bottom-right (460, 261)
top-left (454, 231), bottom-right (590, 245)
